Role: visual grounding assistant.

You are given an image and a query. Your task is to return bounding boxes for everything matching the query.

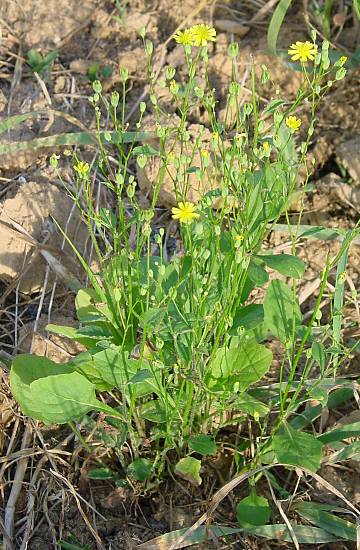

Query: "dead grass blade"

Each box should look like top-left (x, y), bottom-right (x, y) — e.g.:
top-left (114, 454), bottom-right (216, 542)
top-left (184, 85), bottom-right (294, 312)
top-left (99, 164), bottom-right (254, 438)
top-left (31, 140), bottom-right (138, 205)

top-left (4, 424), bottom-right (32, 550)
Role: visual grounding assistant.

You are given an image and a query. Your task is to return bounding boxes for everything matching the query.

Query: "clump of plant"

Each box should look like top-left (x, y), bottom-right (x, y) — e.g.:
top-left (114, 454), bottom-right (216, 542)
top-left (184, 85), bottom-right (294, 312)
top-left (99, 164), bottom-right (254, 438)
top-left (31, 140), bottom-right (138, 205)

top-left (11, 23), bottom-right (359, 533)
top-left (26, 48), bottom-right (58, 79)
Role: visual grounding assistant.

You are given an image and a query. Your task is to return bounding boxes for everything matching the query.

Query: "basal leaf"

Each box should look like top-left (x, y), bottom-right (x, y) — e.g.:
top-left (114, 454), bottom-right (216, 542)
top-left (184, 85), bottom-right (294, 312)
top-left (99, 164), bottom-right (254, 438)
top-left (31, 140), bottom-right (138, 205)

top-left (236, 492), bottom-right (271, 527)
top-left (30, 371), bottom-right (99, 423)
top-left (127, 458), bottom-right (152, 481)
top-left (10, 354), bottom-right (119, 424)
top-left (175, 457), bottom-right (202, 486)
top-left (10, 355), bottom-right (73, 419)
top-left (87, 468), bottom-right (116, 480)
top-left (273, 424), bottom-right (323, 472)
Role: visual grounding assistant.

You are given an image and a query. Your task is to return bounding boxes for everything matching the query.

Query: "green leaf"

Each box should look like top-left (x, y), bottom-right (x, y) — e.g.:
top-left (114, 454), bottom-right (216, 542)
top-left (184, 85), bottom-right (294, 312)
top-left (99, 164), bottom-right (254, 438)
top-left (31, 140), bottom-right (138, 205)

top-left (46, 323), bottom-right (98, 348)
top-left (127, 458), bottom-right (152, 481)
top-left (236, 492), bottom-right (271, 527)
top-left (10, 355), bottom-right (101, 423)
top-left (132, 144), bottom-right (159, 156)
top-left (188, 434), bottom-right (217, 456)
top-left (354, 0), bottom-right (360, 20)
top-left (72, 349), bottom-right (160, 396)
top-left (231, 304), bottom-right (264, 335)
top-left (293, 501), bottom-right (356, 541)
top-left (258, 254), bottom-right (305, 278)
top-left (136, 525), bottom-right (243, 549)
top-left (267, 0), bottom-right (292, 56)
top-left (140, 400), bottom-right (167, 423)
top-left (0, 129), bottom-right (150, 156)
top-left (271, 223), bottom-right (351, 243)
top-left (206, 341), bottom-right (272, 392)
top-left (318, 421), bottom-right (360, 444)
top-left (264, 280), bottom-right (302, 343)
top-left (245, 524), bottom-right (338, 543)
top-left (326, 440), bottom-right (360, 464)
top-left (311, 341), bottom-right (327, 372)
top-left (10, 355), bottom-right (74, 420)
top-left (273, 424), bottom-right (323, 472)
top-left (247, 259), bottom-right (269, 286)
top-left (175, 457), bottom-right (202, 486)
top-left (236, 392), bottom-right (269, 418)
top-left (87, 468), bottom-right (116, 480)
top-left (332, 236), bottom-right (350, 373)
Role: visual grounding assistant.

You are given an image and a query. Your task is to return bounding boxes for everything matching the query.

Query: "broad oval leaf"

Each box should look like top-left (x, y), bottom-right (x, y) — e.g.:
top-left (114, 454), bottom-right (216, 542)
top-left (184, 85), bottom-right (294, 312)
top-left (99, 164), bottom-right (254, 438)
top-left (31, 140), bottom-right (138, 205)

top-left (10, 354), bottom-right (99, 424)
top-left (264, 279), bottom-right (302, 343)
top-left (258, 254), bottom-right (305, 278)
top-left (188, 434), bottom-right (217, 456)
top-left (140, 400), bottom-right (167, 423)
top-left (206, 341), bottom-right (272, 392)
top-left (273, 424), bottom-right (323, 472)
top-left (175, 457), bottom-right (202, 486)
top-left (127, 458), bottom-right (153, 481)
top-left (236, 492), bottom-right (271, 527)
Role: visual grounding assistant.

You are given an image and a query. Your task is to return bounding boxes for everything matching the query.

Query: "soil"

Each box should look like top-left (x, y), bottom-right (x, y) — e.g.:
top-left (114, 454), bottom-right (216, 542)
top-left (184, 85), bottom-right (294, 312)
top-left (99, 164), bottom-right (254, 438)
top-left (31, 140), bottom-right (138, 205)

top-left (0, 0), bottom-right (360, 548)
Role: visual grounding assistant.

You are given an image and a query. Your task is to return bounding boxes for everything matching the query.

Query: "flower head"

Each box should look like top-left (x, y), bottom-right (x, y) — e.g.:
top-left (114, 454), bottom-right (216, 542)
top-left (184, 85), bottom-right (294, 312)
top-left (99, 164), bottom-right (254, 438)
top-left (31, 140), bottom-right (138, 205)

top-left (286, 116), bottom-right (302, 132)
top-left (288, 41), bottom-right (318, 62)
top-left (190, 24), bottom-right (216, 46)
top-left (171, 201), bottom-right (199, 224)
top-left (74, 161), bottom-right (90, 178)
top-left (339, 56), bottom-right (347, 65)
top-left (174, 28), bottom-right (195, 46)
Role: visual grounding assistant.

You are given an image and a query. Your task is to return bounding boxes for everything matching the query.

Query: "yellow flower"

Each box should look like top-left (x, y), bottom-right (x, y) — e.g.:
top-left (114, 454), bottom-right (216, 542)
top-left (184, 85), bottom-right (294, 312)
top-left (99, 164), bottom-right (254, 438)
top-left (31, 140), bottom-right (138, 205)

top-left (174, 28), bottom-right (194, 46)
top-left (339, 56), bottom-right (347, 65)
top-left (286, 115), bottom-right (302, 132)
top-left (235, 234), bottom-right (244, 243)
top-left (171, 201), bottom-right (199, 224)
top-left (74, 161), bottom-right (90, 178)
top-left (201, 149), bottom-right (209, 158)
top-left (288, 41), bottom-right (318, 62)
top-left (263, 142), bottom-right (270, 151)
top-left (190, 24), bottom-right (216, 46)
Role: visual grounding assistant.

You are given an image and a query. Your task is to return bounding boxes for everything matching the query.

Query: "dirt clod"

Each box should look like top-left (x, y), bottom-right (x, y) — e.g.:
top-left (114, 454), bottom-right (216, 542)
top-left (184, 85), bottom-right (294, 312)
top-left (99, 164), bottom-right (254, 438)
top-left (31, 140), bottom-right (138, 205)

top-left (18, 313), bottom-right (84, 362)
top-left (0, 181), bottom-right (86, 293)
top-left (336, 135), bottom-right (360, 183)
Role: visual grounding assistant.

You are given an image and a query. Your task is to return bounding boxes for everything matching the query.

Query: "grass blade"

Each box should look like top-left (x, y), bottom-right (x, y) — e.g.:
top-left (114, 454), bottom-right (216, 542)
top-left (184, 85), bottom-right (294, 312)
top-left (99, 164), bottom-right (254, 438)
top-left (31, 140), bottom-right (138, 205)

top-left (0, 111), bottom-right (47, 134)
top-left (326, 440), bottom-right (360, 464)
top-left (293, 501), bottom-right (357, 541)
top-left (267, 0), bottom-right (292, 55)
top-left (0, 130), bottom-right (151, 155)
top-left (332, 236), bottom-right (350, 373)
top-left (245, 523), bottom-right (338, 543)
top-left (136, 525), bottom-right (242, 549)
top-left (318, 421), bottom-right (360, 444)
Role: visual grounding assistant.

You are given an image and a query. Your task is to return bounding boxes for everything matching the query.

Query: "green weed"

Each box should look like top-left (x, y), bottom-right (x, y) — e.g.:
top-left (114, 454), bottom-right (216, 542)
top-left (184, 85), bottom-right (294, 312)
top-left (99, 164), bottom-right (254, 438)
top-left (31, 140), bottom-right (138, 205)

top-left (9, 23), bottom-right (360, 542)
